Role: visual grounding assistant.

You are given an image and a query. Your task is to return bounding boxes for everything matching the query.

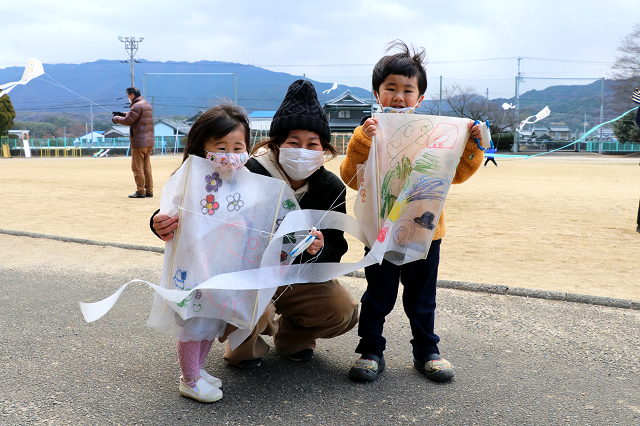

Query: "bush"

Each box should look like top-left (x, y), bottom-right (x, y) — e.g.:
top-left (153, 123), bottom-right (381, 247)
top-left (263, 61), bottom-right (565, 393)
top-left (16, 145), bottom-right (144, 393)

top-left (493, 132), bottom-right (514, 152)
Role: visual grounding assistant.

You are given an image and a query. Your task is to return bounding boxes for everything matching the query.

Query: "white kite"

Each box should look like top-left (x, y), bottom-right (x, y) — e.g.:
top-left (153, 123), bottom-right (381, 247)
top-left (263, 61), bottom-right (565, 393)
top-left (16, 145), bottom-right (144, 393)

top-left (80, 115), bottom-right (491, 345)
top-left (518, 106), bottom-right (551, 132)
top-left (322, 83), bottom-right (338, 94)
top-left (0, 58), bottom-right (44, 97)
top-left (502, 103), bottom-right (515, 110)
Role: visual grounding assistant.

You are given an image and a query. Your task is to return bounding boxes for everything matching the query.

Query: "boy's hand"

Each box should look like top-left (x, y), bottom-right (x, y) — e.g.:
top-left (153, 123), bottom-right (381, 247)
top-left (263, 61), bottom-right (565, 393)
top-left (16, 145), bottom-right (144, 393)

top-left (153, 214), bottom-right (179, 241)
top-left (362, 118), bottom-right (378, 139)
top-left (306, 230), bottom-right (324, 255)
top-left (468, 121), bottom-right (482, 140)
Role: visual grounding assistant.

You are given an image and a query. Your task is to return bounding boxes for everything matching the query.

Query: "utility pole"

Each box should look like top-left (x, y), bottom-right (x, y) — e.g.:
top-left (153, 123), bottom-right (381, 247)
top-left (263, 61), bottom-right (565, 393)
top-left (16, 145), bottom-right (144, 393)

top-left (118, 36), bottom-right (144, 87)
top-left (90, 102), bottom-right (94, 145)
top-left (514, 57), bottom-right (522, 153)
top-left (486, 88), bottom-right (489, 100)
top-left (599, 77), bottom-right (605, 154)
top-left (438, 76), bottom-right (442, 116)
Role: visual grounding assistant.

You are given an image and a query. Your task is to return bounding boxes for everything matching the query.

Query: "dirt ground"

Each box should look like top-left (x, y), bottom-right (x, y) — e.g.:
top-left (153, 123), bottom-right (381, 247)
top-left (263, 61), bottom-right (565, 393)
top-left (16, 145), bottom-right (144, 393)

top-left (1, 152), bottom-right (639, 301)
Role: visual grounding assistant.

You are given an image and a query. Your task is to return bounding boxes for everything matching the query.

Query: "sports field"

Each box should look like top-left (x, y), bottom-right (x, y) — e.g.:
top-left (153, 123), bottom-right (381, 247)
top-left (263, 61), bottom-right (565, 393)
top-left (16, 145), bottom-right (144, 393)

top-left (1, 152), bottom-right (638, 301)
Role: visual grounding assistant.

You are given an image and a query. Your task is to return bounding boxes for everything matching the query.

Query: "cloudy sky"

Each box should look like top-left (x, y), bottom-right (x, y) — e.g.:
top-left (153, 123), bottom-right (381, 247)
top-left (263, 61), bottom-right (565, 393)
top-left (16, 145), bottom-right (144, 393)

top-left (2, 0), bottom-right (638, 98)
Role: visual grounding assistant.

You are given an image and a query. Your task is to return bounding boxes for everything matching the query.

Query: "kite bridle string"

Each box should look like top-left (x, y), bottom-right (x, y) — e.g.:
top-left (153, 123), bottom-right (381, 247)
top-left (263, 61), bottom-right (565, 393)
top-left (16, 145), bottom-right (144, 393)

top-left (40, 73), bottom-right (113, 113)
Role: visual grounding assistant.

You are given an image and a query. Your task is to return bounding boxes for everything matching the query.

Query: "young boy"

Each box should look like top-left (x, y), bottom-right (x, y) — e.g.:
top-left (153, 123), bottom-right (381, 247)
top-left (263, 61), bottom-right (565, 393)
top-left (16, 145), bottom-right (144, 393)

top-left (340, 41), bottom-right (483, 382)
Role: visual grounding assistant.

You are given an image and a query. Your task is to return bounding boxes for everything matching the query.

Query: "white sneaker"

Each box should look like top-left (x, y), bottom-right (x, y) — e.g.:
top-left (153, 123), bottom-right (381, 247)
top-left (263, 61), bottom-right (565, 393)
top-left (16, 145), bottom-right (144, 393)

top-left (199, 369), bottom-right (222, 388)
top-left (179, 378), bottom-right (223, 403)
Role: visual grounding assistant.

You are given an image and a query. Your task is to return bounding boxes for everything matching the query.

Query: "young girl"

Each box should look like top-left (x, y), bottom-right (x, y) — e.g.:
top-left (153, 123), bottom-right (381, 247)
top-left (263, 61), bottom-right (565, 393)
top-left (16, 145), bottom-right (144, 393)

top-left (151, 104), bottom-right (252, 403)
top-left (153, 80), bottom-right (358, 377)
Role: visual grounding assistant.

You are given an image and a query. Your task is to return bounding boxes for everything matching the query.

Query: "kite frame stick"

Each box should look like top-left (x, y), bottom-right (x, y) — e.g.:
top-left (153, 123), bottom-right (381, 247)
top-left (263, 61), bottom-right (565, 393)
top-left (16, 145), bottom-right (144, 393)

top-left (163, 155), bottom-right (193, 313)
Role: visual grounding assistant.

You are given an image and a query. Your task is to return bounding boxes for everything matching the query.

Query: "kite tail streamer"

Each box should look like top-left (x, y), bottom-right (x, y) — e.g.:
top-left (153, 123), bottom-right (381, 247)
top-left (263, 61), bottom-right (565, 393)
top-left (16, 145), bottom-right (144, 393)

top-left (491, 107), bottom-right (639, 159)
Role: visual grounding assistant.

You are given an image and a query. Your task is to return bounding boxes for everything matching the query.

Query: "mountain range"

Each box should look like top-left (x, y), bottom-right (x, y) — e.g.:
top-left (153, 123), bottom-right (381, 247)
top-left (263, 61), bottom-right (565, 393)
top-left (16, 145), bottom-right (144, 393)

top-left (0, 60), bottom-right (623, 132)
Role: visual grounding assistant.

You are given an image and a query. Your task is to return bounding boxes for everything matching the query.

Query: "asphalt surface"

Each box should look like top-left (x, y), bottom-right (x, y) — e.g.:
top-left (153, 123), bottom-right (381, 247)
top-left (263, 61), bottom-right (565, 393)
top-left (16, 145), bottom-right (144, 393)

top-left (1, 237), bottom-right (640, 425)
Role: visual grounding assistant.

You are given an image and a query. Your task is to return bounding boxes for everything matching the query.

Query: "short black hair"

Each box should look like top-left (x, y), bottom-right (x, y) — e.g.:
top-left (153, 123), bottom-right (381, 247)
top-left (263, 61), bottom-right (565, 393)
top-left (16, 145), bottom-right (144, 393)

top-left (126, 87), bottom-right (141, 97)
top-left (372, 40), bottom-right (427, 96)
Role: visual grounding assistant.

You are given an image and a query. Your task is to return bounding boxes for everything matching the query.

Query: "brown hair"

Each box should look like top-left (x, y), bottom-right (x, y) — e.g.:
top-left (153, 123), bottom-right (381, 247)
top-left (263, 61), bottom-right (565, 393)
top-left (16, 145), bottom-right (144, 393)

top-left (251, 132), bottom-right (337, 161)
top-left (181, 104), bottom-right (250, 164)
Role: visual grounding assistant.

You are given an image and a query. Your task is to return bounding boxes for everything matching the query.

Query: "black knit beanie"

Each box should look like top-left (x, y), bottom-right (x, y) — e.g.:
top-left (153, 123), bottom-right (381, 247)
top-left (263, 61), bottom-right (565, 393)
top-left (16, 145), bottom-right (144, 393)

top-left (269, 79), bottom-right (331, 141)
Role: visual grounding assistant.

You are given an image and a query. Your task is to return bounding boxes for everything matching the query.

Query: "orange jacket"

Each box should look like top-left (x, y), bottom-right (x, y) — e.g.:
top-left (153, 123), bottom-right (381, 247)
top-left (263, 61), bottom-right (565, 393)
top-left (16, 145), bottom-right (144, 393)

top-left (339, 123), bottom-right (483, 241)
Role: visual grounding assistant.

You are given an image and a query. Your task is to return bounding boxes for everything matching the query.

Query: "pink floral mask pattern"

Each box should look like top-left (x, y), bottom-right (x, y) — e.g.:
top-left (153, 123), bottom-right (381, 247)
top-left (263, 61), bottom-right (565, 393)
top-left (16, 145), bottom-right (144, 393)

top-left (205, 151), bottom-right (249, 170)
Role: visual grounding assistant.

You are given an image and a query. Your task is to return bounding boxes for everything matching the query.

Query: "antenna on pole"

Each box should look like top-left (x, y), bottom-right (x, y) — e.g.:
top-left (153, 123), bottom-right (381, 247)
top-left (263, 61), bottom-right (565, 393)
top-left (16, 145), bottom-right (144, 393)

top-left (119, 36), bottom-right (144, 87)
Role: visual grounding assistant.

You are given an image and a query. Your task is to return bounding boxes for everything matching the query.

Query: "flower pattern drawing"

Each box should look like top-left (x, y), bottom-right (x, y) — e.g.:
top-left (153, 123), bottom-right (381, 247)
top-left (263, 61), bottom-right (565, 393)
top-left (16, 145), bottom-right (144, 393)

top-left (226, 193), bottom-right (244, 211)
top-left (205, 172), bottom-right (222, 193)
top-left (201, 194), bottom-right (220, 215)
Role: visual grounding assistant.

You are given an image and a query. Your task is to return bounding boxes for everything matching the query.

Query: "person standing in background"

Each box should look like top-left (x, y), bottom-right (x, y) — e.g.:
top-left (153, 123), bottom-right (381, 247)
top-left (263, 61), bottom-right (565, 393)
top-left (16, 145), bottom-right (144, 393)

top-left (113, 87), bottom-right (154, 198)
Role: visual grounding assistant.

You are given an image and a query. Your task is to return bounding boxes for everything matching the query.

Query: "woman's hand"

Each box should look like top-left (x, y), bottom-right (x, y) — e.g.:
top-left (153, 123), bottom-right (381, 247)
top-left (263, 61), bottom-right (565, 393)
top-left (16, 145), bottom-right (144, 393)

top-left (153, 214), bottom-right (179, 241)
top-left (306, 230), bottom-right (324, 255)
top-left (362, 117), bottom-right (379, 139)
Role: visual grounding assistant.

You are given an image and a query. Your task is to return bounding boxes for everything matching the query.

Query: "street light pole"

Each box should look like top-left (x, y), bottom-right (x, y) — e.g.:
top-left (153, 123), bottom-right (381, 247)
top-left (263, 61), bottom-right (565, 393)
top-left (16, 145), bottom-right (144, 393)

top-left (118, 36), bottom-right (144, 86)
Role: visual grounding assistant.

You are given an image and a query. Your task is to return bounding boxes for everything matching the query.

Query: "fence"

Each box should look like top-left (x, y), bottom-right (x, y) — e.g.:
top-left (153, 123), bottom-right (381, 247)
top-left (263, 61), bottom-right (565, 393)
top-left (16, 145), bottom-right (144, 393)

top-left (585, 141), bottom-right (640, 153)
top-left (5, 136), bottom-right (187, 156)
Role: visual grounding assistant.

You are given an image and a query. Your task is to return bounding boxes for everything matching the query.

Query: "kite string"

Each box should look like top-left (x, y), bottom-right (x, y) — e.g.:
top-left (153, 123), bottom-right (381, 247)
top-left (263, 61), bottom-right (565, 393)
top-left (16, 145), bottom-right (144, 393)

top-left (40, 73), bottom-right (113, 113)
top-left (311, 162), bottom-right (364, 231)
top-left (488, 106), bottom-right (638, 159)
top-left (174, 204), bottom-right (308, 239)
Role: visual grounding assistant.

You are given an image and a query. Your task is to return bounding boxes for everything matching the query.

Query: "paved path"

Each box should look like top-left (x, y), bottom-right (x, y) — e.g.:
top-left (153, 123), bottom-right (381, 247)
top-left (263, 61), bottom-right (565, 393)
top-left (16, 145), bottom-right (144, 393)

top-left (1, 236), bottom-right (640, 425)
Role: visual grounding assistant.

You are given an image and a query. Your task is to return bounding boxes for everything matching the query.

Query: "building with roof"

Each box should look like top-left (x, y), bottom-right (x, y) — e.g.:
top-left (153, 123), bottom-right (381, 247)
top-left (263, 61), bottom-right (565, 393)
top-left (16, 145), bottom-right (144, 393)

top-left (154, 118), bottom-right (191, 137)
top-left (549, 125), bottom-right (571, 140)
top-left (103, 125), bottom-right (130, 139)
top-left (184, 110), bottom-right (207, 126)
top-left (249, 111), bottom-right (276, 145)
top-left (323, 90), bottom-right (372, 133)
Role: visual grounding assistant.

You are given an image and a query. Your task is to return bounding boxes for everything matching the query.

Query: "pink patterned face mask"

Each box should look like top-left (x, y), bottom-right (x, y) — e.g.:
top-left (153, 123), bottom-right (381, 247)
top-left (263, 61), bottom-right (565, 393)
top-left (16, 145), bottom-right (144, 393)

top-left (205, 151), bottom-right (249, 170)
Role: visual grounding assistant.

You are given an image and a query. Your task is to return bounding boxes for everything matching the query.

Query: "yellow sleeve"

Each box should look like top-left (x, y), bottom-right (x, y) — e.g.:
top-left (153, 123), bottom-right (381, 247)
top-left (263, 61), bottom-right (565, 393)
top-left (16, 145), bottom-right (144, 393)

top-left (339, 126), bottom-right (372, 190)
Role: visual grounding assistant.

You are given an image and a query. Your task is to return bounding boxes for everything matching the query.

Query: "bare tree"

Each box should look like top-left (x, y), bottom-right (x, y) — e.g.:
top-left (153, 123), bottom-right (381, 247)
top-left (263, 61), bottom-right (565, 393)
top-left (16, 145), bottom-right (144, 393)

top-left (428, 83), bottom-right (518, 135)
top-left (610, 23), bottom-right (640, 112)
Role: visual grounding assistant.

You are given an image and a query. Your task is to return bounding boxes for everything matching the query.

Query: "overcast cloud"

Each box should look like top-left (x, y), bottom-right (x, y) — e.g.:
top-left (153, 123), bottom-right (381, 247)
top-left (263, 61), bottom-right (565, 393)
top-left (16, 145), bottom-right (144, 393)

top-left (1, 0), bottom-right (638, 98)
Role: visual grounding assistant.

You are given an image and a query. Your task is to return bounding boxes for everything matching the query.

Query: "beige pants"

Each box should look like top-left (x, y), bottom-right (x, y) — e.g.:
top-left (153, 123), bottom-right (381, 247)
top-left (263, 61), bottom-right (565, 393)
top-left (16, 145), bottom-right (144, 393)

top-left (131, 146), bottom-right (153, 195)
top-left (222, 279), bottom-right (358, 364)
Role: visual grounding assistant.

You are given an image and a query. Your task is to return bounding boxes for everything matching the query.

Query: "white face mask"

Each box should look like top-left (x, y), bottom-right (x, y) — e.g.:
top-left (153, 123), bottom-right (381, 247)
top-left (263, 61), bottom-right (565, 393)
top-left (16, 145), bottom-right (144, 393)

top-left (278, 148), bottom-right (325, 181)
top-left (375, 94), bottom-right (423, 114)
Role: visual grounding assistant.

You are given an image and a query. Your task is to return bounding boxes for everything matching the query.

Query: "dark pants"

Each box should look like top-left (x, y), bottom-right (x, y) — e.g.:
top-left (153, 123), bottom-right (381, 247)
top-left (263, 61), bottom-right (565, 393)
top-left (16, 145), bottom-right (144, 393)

top-left (356, 239), bottom-right (441, 360)
top-left (484, 157), bottom-right (497, 167)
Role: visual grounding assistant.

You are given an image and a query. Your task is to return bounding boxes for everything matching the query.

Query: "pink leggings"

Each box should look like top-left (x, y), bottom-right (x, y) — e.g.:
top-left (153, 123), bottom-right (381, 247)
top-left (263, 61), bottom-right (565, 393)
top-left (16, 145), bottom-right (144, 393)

top-left (177, 340), bottom-right (214, 382)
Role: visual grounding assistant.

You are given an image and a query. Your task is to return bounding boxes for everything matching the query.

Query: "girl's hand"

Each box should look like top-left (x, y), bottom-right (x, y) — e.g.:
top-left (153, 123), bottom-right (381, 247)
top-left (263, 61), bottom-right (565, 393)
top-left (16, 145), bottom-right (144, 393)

top-left (468, 121), bottom-right (482, 140)
top-left (153, 214), bottom-right (179, 241)
top-left (306, 230), bottom-right (324, 255)
top-left (362, 118), bottom-right (378, 139)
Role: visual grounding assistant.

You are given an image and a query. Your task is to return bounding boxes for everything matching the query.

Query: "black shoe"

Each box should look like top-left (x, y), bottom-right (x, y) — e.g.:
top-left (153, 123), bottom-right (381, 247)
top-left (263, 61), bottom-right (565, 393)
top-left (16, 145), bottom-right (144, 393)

top-left (235, 358), bottom-right (262, 369)
top-left (128, 191), bottom-right (146, 198)
top-left (414, 353), bottom-right (455, 382)
top-left (349, 353), bottom-right (385, 382)
top-left (636, 226), bottom-right (640, 233)
top-left (145, 193), bottom-right (153, 198)
top-left (286, 349), bottom-right (314, 362)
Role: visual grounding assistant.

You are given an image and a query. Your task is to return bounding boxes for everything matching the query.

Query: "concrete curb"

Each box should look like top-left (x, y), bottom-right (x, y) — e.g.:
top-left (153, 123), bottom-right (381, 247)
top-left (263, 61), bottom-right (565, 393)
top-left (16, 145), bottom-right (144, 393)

top-left (344, 272), bottom-right (640, 311)
top-left (3, 229), bottom-right (638, 311)
top-left (0, 229), bottom-right (164, 254)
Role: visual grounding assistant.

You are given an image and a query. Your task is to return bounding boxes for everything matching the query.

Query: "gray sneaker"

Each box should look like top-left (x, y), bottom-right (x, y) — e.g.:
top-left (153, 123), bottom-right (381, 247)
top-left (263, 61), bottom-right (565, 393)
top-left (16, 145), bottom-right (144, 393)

top-left (349, 353), bottom-right (385, 382)
top-left (414, 354), bottom-right (455, 382)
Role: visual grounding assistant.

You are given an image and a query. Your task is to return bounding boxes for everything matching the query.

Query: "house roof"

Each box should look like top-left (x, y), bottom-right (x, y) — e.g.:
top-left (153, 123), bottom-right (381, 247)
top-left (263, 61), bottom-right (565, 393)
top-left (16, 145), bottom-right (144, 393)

top-left (549, 126), bottom-right (570, 132)
top-left (324, 90), bottom-right (371, 108)
top-left (104, 125), bottom-right (130, 136)
top-left (155, 119), bottom-right (191, 134)
top-left (185, 109), bottom-right (207, 125)
top-left (249, 111), bottom-right (276, 119)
